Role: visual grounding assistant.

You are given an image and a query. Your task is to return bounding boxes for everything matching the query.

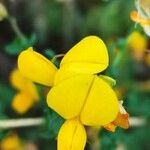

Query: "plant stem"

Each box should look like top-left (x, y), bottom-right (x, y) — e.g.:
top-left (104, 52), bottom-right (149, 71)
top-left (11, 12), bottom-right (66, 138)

top-left (8, 16), bottom-right (26, 42)
top-left (51, 54), bottom-right (64, 63)
top-left (0, 118), bottom-right (45, 129)
top-left (129, 117), bottom-right (147, 127)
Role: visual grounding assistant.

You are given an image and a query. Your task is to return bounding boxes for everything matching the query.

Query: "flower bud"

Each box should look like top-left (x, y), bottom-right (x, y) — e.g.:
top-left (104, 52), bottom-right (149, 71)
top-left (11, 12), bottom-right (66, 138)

top-left (0, 3), bottom-right (8, 21)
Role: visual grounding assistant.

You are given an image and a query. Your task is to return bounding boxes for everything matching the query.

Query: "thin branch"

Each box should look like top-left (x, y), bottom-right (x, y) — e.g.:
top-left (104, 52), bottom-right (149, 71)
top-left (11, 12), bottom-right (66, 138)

top-left (0, 118), bottom-right (45, 129)
top-left (129, 117), bottom-right (147, 127)
top-left (8, 16), bottom-right (26, 42)
top-left (51, 54), bottom-right (65, 63)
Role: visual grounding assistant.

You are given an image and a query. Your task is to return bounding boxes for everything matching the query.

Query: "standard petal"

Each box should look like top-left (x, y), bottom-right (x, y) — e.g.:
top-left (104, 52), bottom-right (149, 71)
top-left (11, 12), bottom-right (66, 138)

top-left (60, 36), bottom-right (109, 74)
top-left (18, 47), bottom-right (57, 86)
top-left (47, 74), bottom-right (94, 119)
top-left (12, 92), bottom-right (34, 114)
top-left (10, 69), bottom-right (39, 100)
top-left (80, 76), bottom-right (119, 126)
top-left (58, 119), bottom-right (87, 150)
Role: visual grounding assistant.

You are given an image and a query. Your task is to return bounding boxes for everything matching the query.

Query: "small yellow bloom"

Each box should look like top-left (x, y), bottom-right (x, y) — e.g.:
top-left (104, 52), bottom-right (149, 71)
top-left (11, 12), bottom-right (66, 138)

top-left (18, 36), bottom-right (121, 150)
top-left (0, 3), bottom-right (8, 21)
top-left (130, 11), bottom-right (150, 26)
top-left (0, 134), bottom-right (22, 150)
top-left (130, 0), bottom-right (150, 36)
top-left (10, 69), bottom-right (39, 114)
top-left (127, 31), bottom-right (148, 51)
top-left (127, 31), bottom-right (148, 61)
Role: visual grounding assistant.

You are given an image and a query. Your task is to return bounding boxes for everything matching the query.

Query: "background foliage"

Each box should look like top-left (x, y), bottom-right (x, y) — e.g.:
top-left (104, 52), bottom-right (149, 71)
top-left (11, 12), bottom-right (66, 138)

top-left (0, 0), bottom-right (150, 150)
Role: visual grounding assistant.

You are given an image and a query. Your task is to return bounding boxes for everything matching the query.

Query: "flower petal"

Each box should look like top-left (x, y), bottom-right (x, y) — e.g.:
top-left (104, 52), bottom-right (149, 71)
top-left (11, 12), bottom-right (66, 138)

top-left (80, 76), bottom-right (119, 126)
top-left (54, 68), bottom-right (78, 85)
top-left (143, 25), bottom-right (150, 36)
top-left (12, 92), bottom-right (34, 114)
top-left (113, 112), bottom-right (129, 129)
top-left (127, 31), bottom-right (148, 51)
top-left (130, 10), bottom-right (150, 25)
top-left (10, 69), bottom-right (39, 100)
top-left (47, 74), bottom-right (94, 119)
top-left (58, 119), bottom-right (86, 150)
top-left (18, 47), bottom-right (57, 86)
top-left (60, 36), bottom-right (109, 74)
top-left (103, 123), bottom-right (117, 132)
top-left (104, 112), bottom-right (129, 132)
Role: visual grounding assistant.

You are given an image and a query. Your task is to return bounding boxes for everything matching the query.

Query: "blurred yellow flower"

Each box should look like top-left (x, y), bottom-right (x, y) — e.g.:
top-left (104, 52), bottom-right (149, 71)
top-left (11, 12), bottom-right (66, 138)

top-left (127, 31), bottom-right (148, 61)
top-left (0, 3), bottom-right (8, 21)
top-left (127, 31), bottom-right (148, 51)
top-left (0, 134), bottom-right (22, 150)
top-left (130, 0), bottom-right (150, 36)
top-left (18, 36), bottom-right (120, 150)
top-left (10, 69), bottom-right (39, 114)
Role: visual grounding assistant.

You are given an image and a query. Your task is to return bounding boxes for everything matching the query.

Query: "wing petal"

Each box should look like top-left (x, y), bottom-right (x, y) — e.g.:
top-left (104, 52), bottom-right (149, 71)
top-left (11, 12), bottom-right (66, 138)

top-left (18, 47), bottom-right (57, 86)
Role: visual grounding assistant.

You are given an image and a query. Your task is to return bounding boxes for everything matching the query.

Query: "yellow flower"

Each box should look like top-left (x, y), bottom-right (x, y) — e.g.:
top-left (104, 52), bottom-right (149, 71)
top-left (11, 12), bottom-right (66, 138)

top-left (10, 69), bottom-right (39, 114)
top-left (130, 10), bottom-right (150, 26)
top-left (127, 31), bottom-right (148, 61)
top-left (0, 134), bottom-right (22, 150)
top-left (130, 0), bottom-right (150, 36)
top-left (18, 36), bottom-right (120, 150)
top-left (127, 31), bottom-right (148, 51)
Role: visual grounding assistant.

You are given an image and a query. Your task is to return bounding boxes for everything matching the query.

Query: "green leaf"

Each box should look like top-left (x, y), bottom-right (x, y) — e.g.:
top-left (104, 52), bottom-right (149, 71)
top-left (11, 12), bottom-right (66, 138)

top-left (41, 107), bottom-right (64, 139)
top-left (44, 49), bottom-right (56, 59)
top-left (0, 82), bottom-right (15, 108)
top-left (5, 34), bottom-right (37, 55)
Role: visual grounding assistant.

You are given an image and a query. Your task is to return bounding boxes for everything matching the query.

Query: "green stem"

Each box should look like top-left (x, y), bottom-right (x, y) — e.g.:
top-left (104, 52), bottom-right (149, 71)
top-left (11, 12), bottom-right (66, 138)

top-left (51, 54), bottom-right (64, 63)
top-left (0, 118), bottom-right (45, 129)
top-left (8, 16), bottom-right (26, 42)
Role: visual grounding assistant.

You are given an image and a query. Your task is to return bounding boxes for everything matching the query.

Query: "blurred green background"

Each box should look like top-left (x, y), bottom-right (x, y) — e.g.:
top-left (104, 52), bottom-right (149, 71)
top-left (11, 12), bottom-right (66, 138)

top-left (0, 0), bottom-right (134, 79)
top-left (0, 0), bottom-right (150, 150)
